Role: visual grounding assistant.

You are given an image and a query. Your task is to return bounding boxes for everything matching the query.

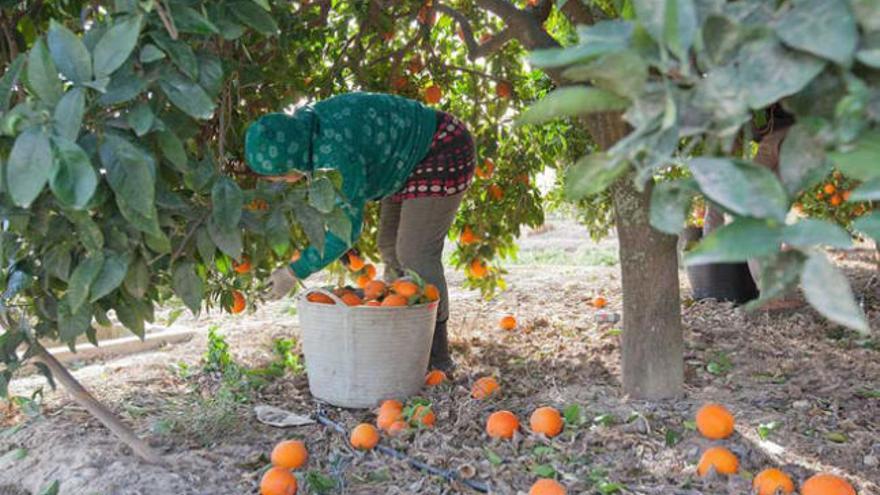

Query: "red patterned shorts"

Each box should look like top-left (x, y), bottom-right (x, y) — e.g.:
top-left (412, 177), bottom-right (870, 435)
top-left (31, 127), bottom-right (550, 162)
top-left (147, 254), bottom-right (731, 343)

top-left (389, 111), bottom-right (475, 202)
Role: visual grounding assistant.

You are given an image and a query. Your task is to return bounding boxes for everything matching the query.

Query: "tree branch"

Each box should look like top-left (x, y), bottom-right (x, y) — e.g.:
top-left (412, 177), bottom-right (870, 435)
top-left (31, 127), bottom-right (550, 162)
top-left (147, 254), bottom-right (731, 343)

top-left (435, 4), bottom-right (514, 61)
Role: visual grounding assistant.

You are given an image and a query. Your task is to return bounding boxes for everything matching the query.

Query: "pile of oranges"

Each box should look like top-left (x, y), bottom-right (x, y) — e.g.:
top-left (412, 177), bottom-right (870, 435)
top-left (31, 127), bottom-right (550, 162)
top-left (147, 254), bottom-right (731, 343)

top-left (694, 403), bottom-right (856, 495)
top-left (305, 253), bottom-right (440, 307)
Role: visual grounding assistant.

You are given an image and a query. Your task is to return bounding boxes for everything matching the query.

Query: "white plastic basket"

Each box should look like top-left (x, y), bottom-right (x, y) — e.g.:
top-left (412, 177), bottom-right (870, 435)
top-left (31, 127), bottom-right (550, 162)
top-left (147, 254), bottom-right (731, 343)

top-left (297, 288), bottom-right (438, 408)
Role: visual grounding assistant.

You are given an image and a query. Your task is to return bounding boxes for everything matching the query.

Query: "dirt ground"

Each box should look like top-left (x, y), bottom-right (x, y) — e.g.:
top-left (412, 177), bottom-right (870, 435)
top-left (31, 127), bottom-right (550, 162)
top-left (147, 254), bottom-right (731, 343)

top-left (1, 218), bottom-right (879, 495)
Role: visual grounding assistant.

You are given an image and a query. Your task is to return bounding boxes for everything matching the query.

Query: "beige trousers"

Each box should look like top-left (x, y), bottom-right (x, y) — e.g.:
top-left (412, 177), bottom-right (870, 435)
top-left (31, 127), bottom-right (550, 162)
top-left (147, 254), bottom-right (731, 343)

top-left (377, 194), bottom-right (464, 322)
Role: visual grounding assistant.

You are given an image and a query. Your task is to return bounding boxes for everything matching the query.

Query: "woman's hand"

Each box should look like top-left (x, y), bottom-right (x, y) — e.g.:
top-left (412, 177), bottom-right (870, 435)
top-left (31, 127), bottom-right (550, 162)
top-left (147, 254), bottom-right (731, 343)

top-left (269, 266), bottom-right (298, 300)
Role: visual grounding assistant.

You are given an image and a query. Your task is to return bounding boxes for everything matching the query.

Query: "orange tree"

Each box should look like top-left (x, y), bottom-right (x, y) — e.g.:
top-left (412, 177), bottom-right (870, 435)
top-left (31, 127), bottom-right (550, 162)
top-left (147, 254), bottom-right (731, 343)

top-left (0, 0), bottom-right (366, 462)
top-left (522, 0), bottom-right (879, 395)
top-left (0, 0), bottom-right (593, 460)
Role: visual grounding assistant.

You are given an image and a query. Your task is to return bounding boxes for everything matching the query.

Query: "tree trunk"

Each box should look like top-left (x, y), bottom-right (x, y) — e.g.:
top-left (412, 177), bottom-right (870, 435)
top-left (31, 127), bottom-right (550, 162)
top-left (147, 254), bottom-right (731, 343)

top-left (612, 180), bottom-right (684, 399)
top-left (32, 342), bottom-right (166, 465)
top-left (590, 112), bottom-right (684, 399)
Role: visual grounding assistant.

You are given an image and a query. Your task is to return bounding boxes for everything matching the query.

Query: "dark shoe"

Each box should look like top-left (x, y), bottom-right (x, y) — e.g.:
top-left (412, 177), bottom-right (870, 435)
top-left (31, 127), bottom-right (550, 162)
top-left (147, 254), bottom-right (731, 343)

top-left (428, 320), bottom-right (455, 375)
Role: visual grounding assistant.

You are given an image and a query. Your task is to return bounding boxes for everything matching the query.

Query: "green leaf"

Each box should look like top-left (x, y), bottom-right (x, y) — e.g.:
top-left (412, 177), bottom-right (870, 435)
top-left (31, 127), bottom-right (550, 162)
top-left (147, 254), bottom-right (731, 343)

top-left (169, 5), bottom-right (219, 35)
top-left (738, 37), bottom-right (826, 110)
top-left (26, 39), bottom-right (63, 105)
top-left (689, 157), bottom-right (790, 221)
top-left (684, 218), bottom-right (782, 265)
top-left (294, 205), bottom-right (326, 255)
top-left (856, 49), bottom-right (880, 68)
top-left (197, 53), bottom-right (224, 98)
top-left (801, 253), bottom-right (869, 334)
top-left (90, 252), bottom-right (130, 302)
top-left (123, 256), bottom-right (149, 298)
top-left (531, 20), bottom-right (632, 68)
top-left (230, 1), bottom-right (280, 35)
top-left (99, 134), bottom-right (160, 236)
top-left (757, 421), bottom-right (780, 440)
top-left (114, 298), bottom-right (144, 337)
top-left (849, 178), bottom-right (880, 201)
top-left (824, 431), bottom-right (848, 444)
top-left (308, 176), bottom-right (336, 213)
top-left (67, 253), bottom-right (104, 314)
top-left (518, 87), bottom-right (630, 126)
top-left (196, 226), bottom-right (215, 263)
top-left (127, 102), bottom-right (154, 137)
top-left (634, 0), bottom-right (698, 60)
top-left (778, 124), bottom-right (830, 196)
top-left (485, 448), bottom-right (503, 466)
top-left (49, 137), bottom-right (98, 210)
top-left (156, 130), bottom-right (188, 172)
top-left (561, 50), bottom-right (647, 99)
top-left (53, 87), bottom-right (86, 141)
top-left (93, 14), bottom-right (142, 79)
top-left (265, 209), bottom-right (290, 256)
top-left (326, 208), bottom-right (353, 245)
top-left (158, 68), bottom-right (216, 120)
top-left (98, 61), bottom-right (148, 105)
top-left (828, 131), bottom-right (880, 181)
top-left (207, 217), bottom-right (243, 259)
top-left (68, 211), bottom-right (104, 253)
top-left (0, 54), bottom-right (25, 112)
top-left (853, 212), bottom-right (880, 242)
top-left (563, 404), bottom-right (582, 424)
top-left (47, 20), bottom-right (92, 84)
top-left (173, 261), bottom-right (204, 314)
top-left (7, 129), bottom-right (53, 208)
top-left (38, 480), bottom-right (60, 495)
top-left (782, 219), bottom-right (853, 249)
top-left (702, 14), bottom-right (743, 65)
top-left (44, 244), bottom-right (72, 281)
top-left (563, 153), bottom-right (629, 201)
top-left (145, 231), bottom-right (171, 254)
top-left (140, 44), bottom-right (166, 63)
top-left (649, 179), bottom-right (698, 234)
top-left (211, 177), bottom-right (244, 229)
top-left (531, 464), bottom-right (556, 478)
top-left (776, 0), bottom-right (857, 66)
top-left (151, 34), bottom-right (199, 79)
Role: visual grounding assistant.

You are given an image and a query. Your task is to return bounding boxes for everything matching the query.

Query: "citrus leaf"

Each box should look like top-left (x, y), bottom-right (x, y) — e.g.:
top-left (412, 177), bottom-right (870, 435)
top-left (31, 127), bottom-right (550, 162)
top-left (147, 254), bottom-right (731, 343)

top-left (778, 124), bottom-right (830, 196)
top-left (158, 68), bottom-right (216, 120)
top-left (93, 14), bottom-right (142, 79)
top-left (127, 102), bottom-right (154, 137)
top-left (67, 253), bottom-right (104, 314)
top-left (518, 87), bottom-right (630, 125)
top-left (266, 209), bottom-right (291, 257)
top-left (738, 37), bottom-right (826, 110)
top-left (99, 134), bottom-right (160, 236)
top-left (211, 177), bottom-right (244, 229)
top-left (560, 50), bottom-right (648, 98)
top-left (139, 44), bottom-right (165, 63)
top-left (123, 256), bottom-right (149, 298)
top-left (308, 176), bottom-right (336, 213)
top-left (47, 20), bottom-right (92, 83)
top-left (230, 0), bottom-right (280, 35)
top-left (156, 130), bottom-right (187, 172)
top-left (53, 87), bottom-right (86, 141)
top-left (684, 218), bottom-right (782, 265)
top-left (172, 261), bottom-right (204, 315)
top-left (782, 219), bottom-right (853, 249)
top-left (828, 131), bottom-right (880, 181)
top-left (49, 137), bottom-right (98, 210)
top-left (7, 129), bottom-right (52, 208)
top-left (563, 153), bottom-right (629, 201)
top-left (801, 253), bottom-right (869, 334)
top-left (169, 5), bottom-right (219, 35)
top-left (853, 212), bottom-right (880, 242)
top-left (649, 178), bottom-right (698, 234)
top-left (90, 252), bottom-right (130, 302)
top-left (0, 54), bottom-right (25, 112)
top-left (326, 208), bottom-right (353, 245)
top-left (849, 178), bottom-right (880, 201)
top-left (26, 38), bottom-right (62, 105)
top-left (744, 251), bottom-right (806, 311)
top-left (689, 157), bottom-right (790, 221)
top-left (776, 0), bottom-right (857, 66)
top-left (207, 216), bottom-right (243, 259)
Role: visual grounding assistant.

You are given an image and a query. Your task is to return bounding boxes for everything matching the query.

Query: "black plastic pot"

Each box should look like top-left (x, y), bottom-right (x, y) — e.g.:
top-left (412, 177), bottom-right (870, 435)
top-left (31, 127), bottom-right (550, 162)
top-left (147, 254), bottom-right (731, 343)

top-left (679, 227), bottom-right (759, 304)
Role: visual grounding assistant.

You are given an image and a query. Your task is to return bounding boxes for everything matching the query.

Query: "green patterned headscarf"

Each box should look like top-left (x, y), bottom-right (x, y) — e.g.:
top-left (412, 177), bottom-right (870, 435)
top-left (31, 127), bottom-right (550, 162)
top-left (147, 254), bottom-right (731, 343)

top-left (244, 108), bottom-right (317, 176)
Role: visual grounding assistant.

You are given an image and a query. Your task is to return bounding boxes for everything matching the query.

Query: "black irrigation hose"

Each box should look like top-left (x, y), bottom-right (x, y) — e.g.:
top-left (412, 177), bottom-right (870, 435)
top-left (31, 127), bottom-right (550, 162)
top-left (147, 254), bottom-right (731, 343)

top-left (314, 412), bottom-right (490, 493)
